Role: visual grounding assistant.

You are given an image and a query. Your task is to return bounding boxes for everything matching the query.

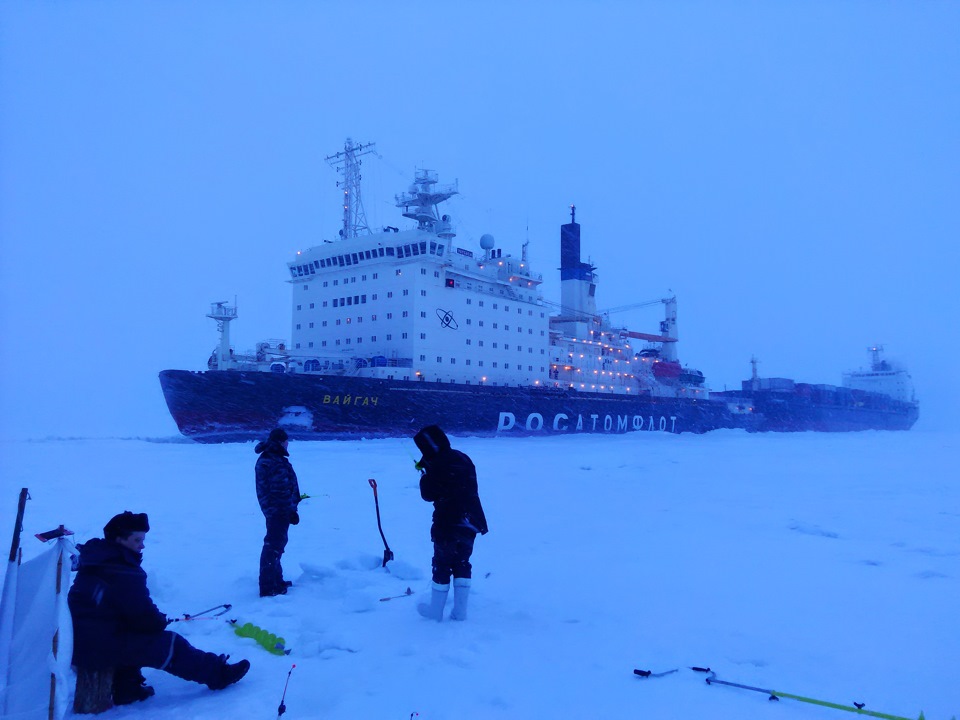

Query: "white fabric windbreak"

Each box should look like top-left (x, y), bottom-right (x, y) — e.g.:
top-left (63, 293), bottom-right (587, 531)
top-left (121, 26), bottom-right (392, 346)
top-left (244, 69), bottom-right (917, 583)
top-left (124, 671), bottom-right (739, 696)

top-left (0, 538), bottom-right (74, 720)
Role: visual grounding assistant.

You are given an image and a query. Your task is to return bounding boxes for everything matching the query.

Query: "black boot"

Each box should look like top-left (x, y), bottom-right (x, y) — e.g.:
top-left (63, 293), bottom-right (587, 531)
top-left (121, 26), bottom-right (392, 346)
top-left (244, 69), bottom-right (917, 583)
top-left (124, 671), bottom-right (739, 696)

top-left (207, 657), bottom-right (251, 690)
top-left (112, 666), bottom-right (155, 705)
top-left (165, 635), bottom-right (249, 690)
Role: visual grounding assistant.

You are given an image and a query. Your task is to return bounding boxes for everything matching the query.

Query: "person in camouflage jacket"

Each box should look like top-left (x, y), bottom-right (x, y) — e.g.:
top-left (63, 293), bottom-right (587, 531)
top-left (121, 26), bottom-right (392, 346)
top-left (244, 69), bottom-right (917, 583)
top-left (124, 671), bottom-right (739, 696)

top-left (255, 427), bottom-right (301, 596)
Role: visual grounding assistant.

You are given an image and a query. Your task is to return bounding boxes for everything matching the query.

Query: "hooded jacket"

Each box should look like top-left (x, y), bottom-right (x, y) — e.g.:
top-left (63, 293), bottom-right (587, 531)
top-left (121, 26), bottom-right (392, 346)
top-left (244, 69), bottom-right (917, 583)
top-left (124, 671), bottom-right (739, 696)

top-left (415, 426), bottom-right (488, 541)
top-left (255, 439), bottom-right (301, 518)
top-left (67, 538), bottom-right (169, 668)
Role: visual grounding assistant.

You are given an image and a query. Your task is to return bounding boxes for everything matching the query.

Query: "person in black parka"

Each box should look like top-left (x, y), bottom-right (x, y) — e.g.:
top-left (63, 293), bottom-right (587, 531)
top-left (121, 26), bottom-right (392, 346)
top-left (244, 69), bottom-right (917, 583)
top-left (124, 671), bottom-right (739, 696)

top-left (414, 425), bottom-right (488, 621)
top-left (67, 511), bottom-right (249, 706)
top-left (255, 427), bottom-right (301, 597)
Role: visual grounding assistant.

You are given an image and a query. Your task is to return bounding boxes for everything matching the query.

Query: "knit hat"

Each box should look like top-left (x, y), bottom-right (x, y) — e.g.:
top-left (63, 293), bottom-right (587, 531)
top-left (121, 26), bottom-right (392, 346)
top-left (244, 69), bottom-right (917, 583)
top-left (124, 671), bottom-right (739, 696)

top-left (103, 511), bottom-right (150, 541)
top-left (268, 427), bottom-right (289, 443)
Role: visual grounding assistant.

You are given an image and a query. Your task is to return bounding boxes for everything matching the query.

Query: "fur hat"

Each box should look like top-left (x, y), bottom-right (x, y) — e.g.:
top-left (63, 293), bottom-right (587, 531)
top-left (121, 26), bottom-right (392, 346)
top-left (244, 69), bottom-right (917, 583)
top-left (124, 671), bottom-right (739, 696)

top-left (103, 511), bottom-right (150, 541)
top-left (414, 425), bottom-right (451, 457)
top-left (268, 427), bottom-right (289, 443)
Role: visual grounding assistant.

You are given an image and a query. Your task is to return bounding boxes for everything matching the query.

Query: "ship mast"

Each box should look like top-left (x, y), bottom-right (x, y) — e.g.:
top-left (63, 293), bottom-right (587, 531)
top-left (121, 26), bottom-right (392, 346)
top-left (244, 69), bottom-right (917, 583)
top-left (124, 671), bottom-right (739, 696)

top-left (325, 138), bottom-right (377, 239)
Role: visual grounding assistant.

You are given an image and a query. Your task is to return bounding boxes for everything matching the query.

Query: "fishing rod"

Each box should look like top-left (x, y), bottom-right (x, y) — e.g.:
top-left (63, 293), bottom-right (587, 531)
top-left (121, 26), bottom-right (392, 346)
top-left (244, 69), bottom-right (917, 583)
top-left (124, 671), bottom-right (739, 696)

top-left (368, 478), bottom-right (394, 567)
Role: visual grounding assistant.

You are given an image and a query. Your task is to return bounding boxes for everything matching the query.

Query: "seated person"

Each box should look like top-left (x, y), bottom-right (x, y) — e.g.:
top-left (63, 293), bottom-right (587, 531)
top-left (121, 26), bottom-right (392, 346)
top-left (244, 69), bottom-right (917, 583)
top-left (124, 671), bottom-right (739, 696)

top-left (68, 511), bottom-right (250, 705)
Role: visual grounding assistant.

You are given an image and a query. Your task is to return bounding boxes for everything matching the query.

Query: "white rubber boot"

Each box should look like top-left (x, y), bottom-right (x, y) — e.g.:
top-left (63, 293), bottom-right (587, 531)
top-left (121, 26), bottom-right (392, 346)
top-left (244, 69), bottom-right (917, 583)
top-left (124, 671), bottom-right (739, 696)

top-left (417, 582), bottom-right (449, 621)
top-left (450, 577), bottom-right (471, 621)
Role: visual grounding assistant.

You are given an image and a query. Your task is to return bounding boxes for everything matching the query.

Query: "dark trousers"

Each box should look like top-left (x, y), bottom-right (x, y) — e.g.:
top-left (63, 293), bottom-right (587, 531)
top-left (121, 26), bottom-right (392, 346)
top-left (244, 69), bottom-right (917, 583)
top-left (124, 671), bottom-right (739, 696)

top-left (114, 631), bottom-right (223, 687)
top-left (431, 532), bottom-right (476, 584)
top-left (259, 515), bottom-right (290, 593)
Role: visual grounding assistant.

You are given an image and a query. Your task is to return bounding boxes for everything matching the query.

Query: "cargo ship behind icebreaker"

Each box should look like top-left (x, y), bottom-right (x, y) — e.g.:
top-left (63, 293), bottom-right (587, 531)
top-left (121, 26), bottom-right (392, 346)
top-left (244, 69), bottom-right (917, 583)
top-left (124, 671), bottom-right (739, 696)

top-left (158, 139), bottom-right (918, 442)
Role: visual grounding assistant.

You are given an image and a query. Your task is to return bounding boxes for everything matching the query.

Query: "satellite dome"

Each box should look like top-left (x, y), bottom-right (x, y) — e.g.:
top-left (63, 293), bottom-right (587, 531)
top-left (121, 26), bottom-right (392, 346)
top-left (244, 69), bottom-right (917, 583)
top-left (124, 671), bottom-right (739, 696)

top-left (480, 234), bottom-right (495, 250)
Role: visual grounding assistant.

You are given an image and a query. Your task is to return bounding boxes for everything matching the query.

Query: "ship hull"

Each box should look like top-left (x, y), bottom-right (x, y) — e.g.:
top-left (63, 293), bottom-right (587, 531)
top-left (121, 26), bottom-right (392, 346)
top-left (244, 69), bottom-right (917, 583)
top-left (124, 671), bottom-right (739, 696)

top-left (159, 369), bottom-right (756, 442)
top-left (733, 392), bottom-right (919, 432)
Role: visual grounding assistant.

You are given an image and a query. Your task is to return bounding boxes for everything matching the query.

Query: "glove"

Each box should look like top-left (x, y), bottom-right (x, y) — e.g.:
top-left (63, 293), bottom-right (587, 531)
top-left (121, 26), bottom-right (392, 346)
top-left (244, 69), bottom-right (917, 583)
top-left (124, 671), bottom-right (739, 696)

top-left (289, 511), bottom-right (300, 526)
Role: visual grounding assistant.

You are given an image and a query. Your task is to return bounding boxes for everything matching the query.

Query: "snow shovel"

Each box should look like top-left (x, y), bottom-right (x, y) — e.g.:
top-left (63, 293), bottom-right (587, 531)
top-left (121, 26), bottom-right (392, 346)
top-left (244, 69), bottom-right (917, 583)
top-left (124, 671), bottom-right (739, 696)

top-left (368, 478), bottom-right (394, 567)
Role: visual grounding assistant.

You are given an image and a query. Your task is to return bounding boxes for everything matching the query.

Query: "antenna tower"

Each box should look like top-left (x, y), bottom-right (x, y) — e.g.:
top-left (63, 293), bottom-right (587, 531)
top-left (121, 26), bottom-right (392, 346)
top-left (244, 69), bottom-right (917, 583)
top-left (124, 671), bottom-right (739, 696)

top-left (325, 138), bottom-right (376, 239)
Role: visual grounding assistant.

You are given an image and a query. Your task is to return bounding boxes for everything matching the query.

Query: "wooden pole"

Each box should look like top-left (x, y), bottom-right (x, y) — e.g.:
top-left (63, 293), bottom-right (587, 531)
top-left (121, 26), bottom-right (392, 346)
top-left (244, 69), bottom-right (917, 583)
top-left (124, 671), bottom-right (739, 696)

top-left (7, 488), bottom-right (28, 564)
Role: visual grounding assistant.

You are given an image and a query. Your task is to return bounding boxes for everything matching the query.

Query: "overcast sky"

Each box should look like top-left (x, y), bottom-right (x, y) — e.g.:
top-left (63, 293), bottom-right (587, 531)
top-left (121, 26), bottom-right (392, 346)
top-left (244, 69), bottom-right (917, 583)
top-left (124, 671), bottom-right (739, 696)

top-left (1, 1), bottom-right (957, 439)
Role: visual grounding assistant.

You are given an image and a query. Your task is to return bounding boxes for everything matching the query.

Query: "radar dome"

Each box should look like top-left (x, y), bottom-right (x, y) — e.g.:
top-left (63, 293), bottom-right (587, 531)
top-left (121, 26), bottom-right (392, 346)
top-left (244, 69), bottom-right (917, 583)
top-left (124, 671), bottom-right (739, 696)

top-left (480, 234), bottom-right (495, 250)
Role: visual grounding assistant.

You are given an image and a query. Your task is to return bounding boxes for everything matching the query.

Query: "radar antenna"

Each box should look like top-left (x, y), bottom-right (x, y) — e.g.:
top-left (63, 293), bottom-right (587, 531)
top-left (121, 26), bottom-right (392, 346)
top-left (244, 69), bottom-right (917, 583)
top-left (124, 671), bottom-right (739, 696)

top-left (325, 138), bottom-right (377, 240)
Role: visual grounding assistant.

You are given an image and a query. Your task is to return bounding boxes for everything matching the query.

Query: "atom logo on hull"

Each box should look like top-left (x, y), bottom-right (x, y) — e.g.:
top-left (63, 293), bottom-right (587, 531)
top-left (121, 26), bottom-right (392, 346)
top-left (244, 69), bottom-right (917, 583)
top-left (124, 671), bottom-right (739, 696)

top-left (497, 412), bottom-right (678, 433)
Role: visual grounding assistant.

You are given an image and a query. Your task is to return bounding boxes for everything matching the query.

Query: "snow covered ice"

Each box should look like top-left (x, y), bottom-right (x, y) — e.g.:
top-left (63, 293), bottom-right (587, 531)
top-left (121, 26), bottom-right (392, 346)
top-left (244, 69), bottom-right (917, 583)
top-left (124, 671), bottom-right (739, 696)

top-left (2, 429), bottom-right (958, 719)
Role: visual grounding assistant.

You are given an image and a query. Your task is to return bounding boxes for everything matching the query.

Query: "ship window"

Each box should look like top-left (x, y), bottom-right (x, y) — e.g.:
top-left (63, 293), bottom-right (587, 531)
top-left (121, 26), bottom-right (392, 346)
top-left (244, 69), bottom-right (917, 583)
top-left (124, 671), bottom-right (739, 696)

top-left (466, 319), bottom-right (471, 325)
top-left (336, 319), bottom-right (341, 326)
top-left (493, 323), bottom-right (498, 329)
top-left (420, 355), bottom-right (426, 361)
top-left (421, 333), bottom-right (427, 340)
top-left (505, 306), bottom-right (509, 312)
top-left (420, 290), bottom-right (427, 297)
top-left (296, 343), bottom-right (301, 349)
top-left (345, 338), bottom-right (351, 344)
top-left (493, 362), bottom-right (498, 368)
top-left (362, 295), bottom-right (367, 303)
top-left (320, 260), bottom-right (326, 268)
top-left (322, 321), bottom-right (327, 327)
top-left (309, 303), bottom-right (315, 309)
top-left (373, 273), bottom-right (378, 280)
top-left (437, 245), bottom-right (444, 254)
top-left (505, 344), bottom-right (510, 350)
top-left (504, 364), bottom-right (509, 369)
top-left (478, 341), bottom-right (483, 347)
top-left (365, 251), bottom-right (372, 260)
top-left (357, 337), bottom-right (362, 343)
top-left (309, 265), bottom-right (316, 274)
top-left (450, 358), bottom-right (456, 364)
top-left (321, 341), bottom-right (327, 347)
top-left (421, 312), bottom-right (427, 318)
top-left (347, 297), bottom-right (353, 306)
top-left (378, 249), bottom-right (385, 257)
top-left (479, 301), bottom-right (484, 307)
top-left (445, 278), bottom-right (455, 288)
top-left (419, 242), bottom-right (427, 254)
top-left (478, 321), bottom-right (484, 327)
top-left (403, 289), bottom-right (409, 296)
top-left (387, 334), bottom-right (392, 340)
top-left (309, 322), bottom-right (314, 328)
top-left (361, 275), bottom-right (367, 281)
top-left (297, 305), bottom-right (302, 311)
top-left (395, 270), bottom-right (402, 276)
top-left (386, 247), bottom-right (395, 256)
top-left (322, 301), bottom-right (328, 308)
top-left (354, 295), bottom-right (360, 304)
top-left (478, 361), bottom-right (483, 367)
top-left (296, 324), bottom-right (301, 330)
top-left (411, 244), bottom-right (420, 256)
top-left (402, 333), bottom-right (408, 339)
top-left (333, 299), bottom-right (338, 307)
top-left (336, 340), bottom-right (341, 345)
top-left (290, 268), bottom-right (297, 278)
top-left (466, 360), bottom-right (471, 366)
top-left (436, 357), bottom-right (442, 363)
top-left (402, 311), bottom-right (409, 318)
top-left (371, 314), bottom-right (376, 321)
top-left (357, 317), bottom-right (362, 323)
top-left (505, 325), bottom-right (509, 331)
top-left (346, 317), bottom-right (351, 324)
top-left (493, 343), bottom-right (498, 348)
top-left (466, 339), bottom-right (471, 345)
top-left (371, 336), bottom-right (376, 342)
top-left (387, 292), bottom-right (393, 298)
top-left (309, 342), bottom-right (314, 348)
top-left (421, 268), bottom-right (427, 275)
top-left (493, 304), bottom-right (498, 310)
top-left (387, 313), bottom-right (392, 319)
top-left (430, 242), bottom-right (437, 254)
